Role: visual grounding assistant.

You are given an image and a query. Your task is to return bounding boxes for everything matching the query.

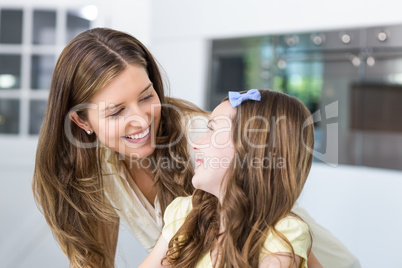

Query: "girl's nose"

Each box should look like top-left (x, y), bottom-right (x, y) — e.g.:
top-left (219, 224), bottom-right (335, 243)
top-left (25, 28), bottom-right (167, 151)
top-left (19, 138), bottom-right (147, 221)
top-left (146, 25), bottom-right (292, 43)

top-left (192, 133), bottom-right (209, 150)
top-left (193, 138), bottom-right (201, 151)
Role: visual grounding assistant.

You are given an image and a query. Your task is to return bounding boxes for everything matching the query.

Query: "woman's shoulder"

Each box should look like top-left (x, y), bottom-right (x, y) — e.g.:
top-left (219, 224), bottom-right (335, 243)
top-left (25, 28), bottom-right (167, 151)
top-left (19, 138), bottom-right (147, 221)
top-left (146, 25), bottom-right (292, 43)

top-left (166, 97), bottom-right (209, 123)
top-left (165, 97), bottom-right (207, 114)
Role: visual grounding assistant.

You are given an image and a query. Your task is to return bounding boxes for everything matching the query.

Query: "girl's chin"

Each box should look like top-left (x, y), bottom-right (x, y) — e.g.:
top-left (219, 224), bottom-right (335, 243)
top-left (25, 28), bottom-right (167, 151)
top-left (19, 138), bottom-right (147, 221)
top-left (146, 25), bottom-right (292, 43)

top-left (191, 176), bottom-right (203, 189)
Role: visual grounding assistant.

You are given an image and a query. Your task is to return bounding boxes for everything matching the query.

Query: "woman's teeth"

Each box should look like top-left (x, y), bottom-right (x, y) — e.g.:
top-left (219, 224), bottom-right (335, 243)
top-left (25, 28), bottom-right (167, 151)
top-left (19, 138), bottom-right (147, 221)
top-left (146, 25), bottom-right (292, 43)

top-left (125, 128), bottom-right (150, 139)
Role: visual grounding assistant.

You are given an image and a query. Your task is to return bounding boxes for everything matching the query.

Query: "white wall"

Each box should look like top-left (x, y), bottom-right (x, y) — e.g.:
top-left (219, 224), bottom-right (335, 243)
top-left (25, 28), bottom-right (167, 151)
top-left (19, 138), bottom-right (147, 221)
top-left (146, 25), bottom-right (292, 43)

top-left (95, 0), bottom-right (151, 45)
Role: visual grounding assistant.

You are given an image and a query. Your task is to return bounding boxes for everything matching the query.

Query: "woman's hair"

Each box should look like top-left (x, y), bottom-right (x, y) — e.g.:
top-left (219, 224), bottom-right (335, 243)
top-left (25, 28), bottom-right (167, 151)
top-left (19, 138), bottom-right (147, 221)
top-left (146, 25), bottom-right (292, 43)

top-left (32, 27), bottom-right (203, 267)
top-left (164, 89), bottom-right (315, 267)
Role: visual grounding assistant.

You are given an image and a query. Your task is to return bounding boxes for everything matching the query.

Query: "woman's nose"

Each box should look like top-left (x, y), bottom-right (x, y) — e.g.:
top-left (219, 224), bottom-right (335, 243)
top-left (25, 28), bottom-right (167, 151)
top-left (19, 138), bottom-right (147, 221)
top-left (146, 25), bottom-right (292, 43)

top-left (126, 105), bottom-right (149, 128)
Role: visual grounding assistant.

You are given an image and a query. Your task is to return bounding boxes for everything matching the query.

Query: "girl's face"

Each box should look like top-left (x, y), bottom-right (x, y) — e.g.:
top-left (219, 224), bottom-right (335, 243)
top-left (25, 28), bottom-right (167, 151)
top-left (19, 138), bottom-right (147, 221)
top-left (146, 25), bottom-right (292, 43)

top-left (87, 64), bottom-right (161, 160)
top-left (192, 101), bottom-right (236, 200)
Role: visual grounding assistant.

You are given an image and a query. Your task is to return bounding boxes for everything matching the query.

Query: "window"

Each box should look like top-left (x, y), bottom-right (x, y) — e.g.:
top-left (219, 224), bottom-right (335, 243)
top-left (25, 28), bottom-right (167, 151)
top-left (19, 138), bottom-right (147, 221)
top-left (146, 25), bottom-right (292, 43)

top-left (0, 6), bottom-right (94, 136)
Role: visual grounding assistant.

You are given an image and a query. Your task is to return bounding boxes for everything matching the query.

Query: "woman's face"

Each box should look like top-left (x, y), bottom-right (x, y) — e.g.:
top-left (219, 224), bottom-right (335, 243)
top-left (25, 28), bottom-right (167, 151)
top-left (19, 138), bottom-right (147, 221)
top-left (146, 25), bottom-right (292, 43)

top-left (87, 64), bottom-right (161, 160)
top-left (192, 101), bottom-right (236, 200)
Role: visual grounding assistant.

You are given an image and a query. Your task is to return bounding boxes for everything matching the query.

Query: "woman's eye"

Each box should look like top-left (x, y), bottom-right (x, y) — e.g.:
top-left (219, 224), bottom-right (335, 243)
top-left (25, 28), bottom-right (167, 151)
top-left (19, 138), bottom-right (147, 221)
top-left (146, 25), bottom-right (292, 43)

top-left (140, 94), bottom-right (153, 102)
top-left (109, 108), bottom-right (124, 117)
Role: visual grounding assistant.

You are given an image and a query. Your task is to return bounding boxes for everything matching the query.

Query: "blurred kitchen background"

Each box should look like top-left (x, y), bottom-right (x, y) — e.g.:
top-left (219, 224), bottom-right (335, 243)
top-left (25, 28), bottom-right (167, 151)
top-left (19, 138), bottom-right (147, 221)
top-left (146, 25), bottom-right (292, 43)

top-left (1, 0), bottom-right (402, 267)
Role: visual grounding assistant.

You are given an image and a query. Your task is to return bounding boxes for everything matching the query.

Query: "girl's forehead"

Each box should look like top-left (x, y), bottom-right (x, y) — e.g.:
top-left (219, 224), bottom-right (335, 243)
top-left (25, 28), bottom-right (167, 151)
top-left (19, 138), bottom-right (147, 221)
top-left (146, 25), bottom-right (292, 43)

top-left (210, 101), bottom-right (236, 120)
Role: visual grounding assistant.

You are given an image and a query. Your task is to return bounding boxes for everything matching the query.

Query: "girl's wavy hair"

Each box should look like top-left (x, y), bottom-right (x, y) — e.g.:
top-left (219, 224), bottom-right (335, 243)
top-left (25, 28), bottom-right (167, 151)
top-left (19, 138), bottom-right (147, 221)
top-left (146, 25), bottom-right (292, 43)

top-left (163, 89), bottom-right (315, 267)
top-left (32, 27), bottom-right (203, 267)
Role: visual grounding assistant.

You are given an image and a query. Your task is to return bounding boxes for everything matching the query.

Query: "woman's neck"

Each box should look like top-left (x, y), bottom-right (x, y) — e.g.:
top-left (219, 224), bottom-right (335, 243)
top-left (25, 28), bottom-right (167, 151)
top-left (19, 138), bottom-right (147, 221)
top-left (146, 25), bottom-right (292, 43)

top-left (124, 158), bottom-right (157, 206)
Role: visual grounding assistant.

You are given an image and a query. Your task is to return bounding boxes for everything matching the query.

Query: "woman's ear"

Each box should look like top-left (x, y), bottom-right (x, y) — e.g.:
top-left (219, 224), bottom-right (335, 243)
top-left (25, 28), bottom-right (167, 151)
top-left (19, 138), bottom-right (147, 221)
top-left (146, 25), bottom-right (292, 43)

top-left (69, 111), bottom-right (92, 134)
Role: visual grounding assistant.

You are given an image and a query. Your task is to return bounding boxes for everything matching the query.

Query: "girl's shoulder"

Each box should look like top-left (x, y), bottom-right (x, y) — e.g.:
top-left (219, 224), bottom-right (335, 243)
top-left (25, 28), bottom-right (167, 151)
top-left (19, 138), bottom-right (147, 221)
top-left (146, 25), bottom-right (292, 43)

top-left (275, 215), bottom-right (309, 236)
top-left (260, 215), bottom-right (311, 264)
top-left (165, 196), bottom-right (193, 220)
top-left (162, 196), bottom-right (193, 242)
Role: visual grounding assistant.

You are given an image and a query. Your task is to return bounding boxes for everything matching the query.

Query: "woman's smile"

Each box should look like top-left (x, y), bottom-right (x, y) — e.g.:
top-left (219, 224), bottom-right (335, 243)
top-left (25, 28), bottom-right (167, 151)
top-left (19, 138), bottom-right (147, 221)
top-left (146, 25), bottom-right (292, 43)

top-left (123, 125), bottom-right (151, 144)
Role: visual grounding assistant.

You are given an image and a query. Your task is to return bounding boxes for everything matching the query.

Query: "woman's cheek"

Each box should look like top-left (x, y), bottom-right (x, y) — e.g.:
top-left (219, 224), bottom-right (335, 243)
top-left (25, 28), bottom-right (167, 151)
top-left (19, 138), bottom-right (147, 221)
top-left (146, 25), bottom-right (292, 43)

top-left (95, 119), bottom-right (116, 147)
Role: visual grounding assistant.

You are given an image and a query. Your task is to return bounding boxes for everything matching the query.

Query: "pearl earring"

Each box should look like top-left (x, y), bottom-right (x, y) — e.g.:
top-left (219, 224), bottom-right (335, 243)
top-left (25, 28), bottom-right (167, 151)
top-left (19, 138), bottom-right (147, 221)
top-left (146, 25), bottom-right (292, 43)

top-left (86, 130), bottom-right (92, 135)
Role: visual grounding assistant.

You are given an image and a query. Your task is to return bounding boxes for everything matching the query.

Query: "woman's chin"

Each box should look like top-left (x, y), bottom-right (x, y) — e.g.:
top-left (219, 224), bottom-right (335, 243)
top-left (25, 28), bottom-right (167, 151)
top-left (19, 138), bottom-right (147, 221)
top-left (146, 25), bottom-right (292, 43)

top-left (110, 142), bottom-right (156, 161)
top-left (127, 146), bottom-right (155, 159)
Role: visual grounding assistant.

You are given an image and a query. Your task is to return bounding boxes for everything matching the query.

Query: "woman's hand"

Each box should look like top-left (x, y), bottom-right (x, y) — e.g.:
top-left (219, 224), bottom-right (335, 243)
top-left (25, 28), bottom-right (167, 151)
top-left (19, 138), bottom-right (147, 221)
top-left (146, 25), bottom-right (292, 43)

top-left (138, 235), bottom-right (169, 268)
top-left (307, 251), bottom-right (323, 268)
top-left (259, 253), bottom-right (301, 268)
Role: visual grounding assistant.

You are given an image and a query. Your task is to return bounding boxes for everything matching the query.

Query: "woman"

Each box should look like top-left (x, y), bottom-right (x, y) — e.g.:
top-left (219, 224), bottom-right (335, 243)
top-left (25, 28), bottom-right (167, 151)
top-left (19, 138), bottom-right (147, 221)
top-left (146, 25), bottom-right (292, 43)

top-left (32, 28), bottom-right (359, 267)
top-left (141, 89), bottom-right (317, 267)
top-left (33, 27), bottom-right (205, 267)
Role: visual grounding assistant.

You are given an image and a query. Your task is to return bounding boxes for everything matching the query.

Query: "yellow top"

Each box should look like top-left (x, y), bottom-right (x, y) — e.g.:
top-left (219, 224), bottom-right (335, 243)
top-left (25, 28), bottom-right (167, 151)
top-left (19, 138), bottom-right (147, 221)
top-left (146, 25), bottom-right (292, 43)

top-left (162, 196), bottom-right (311, 267)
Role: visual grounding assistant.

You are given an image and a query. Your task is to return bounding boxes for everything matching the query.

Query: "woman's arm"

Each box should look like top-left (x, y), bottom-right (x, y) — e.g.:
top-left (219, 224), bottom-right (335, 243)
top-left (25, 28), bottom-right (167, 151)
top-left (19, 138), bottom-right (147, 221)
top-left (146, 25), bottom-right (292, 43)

top-left (259, 251), bottom-right (323, 268)
top-left (307, 251), bottom-right (323, 268)
top-left (138, 235), bottom-right (169, 268)
top-left (259, 253), bottom-right (301, 268)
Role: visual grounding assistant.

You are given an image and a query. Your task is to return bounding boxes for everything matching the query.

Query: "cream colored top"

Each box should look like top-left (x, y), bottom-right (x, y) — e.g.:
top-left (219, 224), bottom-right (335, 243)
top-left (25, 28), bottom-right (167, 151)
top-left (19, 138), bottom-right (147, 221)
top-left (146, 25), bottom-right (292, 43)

top-left (102, 147), bottom-right (162, 252)
top-left (102, 113), bottom-right (361, 267)
top-left (162, 196), bottom-right (310, 267)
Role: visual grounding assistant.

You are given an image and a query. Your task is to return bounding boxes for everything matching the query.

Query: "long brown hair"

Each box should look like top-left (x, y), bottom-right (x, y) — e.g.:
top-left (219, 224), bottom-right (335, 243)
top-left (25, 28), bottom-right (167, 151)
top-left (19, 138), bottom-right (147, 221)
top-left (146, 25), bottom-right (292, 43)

top-left (32, 28), bottom-right (203, 267)
top-left (164, 89), bottom-right (315, 267)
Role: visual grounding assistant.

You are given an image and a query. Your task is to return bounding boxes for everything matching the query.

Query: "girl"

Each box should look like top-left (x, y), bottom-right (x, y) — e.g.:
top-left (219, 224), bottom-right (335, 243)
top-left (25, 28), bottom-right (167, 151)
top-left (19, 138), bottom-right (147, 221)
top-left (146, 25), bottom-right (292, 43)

top-left (32, 28), bottom-right (358, 267)
top-left (140, 89), bottom-right (318, 267)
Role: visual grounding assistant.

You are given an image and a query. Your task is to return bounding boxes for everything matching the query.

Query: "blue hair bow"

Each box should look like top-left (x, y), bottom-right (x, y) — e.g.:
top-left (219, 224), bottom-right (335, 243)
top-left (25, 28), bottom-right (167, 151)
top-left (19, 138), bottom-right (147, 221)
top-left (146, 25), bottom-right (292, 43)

top-left (228, 89), bottom-right (261, 108)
